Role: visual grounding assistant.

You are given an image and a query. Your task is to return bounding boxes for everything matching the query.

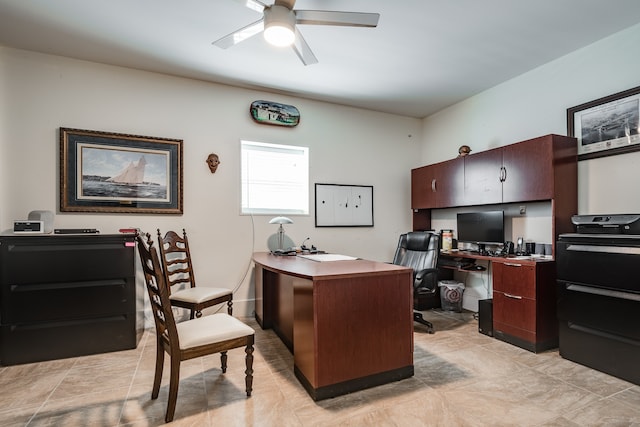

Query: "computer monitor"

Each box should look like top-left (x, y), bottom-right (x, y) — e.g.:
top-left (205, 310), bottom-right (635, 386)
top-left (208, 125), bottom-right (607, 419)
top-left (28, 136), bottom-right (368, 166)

top-left (456, 211), bottom-right (505, 253)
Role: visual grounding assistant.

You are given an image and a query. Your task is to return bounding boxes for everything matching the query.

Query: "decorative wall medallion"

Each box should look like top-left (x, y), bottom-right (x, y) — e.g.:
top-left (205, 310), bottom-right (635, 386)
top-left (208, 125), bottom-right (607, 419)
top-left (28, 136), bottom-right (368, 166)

top-left (250, 100), bottom-right (300, 127)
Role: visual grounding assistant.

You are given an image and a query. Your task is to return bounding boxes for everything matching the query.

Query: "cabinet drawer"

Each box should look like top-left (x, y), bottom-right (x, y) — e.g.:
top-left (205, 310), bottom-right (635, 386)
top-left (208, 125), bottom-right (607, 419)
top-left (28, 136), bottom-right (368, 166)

top-left (494, 320), bottom-right (536, 344)
top-left (4, 279), bottom-right (134, 323)
top-left (493, 291), bottom-right (536, 332)
top-left (1, 314), bottom-right (137, 365)
top-left (3, 243), bottom-right (134, 285)
top-left (493, 262), bottom-right (536, 298)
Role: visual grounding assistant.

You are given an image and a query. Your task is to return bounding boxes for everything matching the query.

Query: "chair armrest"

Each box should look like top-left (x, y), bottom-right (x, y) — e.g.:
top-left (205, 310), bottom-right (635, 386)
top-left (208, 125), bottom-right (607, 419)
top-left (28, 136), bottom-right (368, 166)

top-left (414, 268), bottom-right (439, 292)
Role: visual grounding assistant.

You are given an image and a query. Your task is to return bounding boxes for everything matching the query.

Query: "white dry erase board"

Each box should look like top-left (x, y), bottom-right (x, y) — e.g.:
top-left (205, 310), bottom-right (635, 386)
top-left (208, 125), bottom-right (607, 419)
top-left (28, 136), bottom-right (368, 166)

top-left (315, 184), bottom-right (373, 227)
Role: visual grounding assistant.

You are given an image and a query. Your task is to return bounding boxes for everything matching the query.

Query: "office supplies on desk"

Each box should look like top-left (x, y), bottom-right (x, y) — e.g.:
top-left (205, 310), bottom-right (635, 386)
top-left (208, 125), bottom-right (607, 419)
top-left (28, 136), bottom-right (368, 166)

top-left (272, 248), bottom-right (297, 256)
top-left (54, 228), bottom-right (99, 234)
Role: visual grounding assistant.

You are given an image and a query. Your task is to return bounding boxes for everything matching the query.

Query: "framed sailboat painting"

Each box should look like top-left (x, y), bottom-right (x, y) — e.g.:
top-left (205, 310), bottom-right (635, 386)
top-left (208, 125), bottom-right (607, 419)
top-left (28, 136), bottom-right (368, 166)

top-left (60, 128), bottom-right (183, 214)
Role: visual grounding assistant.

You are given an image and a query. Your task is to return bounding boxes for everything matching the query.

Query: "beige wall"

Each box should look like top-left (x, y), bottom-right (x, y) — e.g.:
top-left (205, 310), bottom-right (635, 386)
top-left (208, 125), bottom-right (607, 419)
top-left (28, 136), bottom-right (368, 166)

top-left (0, 47), bottom-right (422, 317)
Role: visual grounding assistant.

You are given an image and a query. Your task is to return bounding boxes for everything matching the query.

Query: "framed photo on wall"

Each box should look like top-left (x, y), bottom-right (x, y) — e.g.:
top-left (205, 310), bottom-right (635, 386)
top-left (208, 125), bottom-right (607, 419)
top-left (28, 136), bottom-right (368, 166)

top-left (60, 127), bottom-right (183, 214)
top-left (315, 183), bottom-right (373, 227)
top-left (567, 85), bottom-right (640, 160)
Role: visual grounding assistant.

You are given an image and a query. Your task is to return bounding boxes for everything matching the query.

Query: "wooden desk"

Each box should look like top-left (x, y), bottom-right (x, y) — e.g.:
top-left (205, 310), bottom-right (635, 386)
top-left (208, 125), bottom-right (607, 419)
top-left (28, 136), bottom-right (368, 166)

top-left (253, 252), bottom-right (414, 400)
top-left (439, 251), bottom-right (558, 352)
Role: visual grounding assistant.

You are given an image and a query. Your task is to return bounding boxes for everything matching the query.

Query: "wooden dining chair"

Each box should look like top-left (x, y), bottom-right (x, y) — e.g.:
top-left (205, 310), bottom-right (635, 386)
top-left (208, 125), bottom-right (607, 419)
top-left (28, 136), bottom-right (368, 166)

top-left (157, 229), bottom-right (233, 319)
top-left (136, 232), bottom-right (255, 423)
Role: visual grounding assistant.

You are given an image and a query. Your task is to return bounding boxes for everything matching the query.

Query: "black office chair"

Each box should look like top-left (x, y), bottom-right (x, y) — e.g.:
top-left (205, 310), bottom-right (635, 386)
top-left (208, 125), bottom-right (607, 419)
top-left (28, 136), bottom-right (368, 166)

top-left (392, 231), bottom-right (441, 334)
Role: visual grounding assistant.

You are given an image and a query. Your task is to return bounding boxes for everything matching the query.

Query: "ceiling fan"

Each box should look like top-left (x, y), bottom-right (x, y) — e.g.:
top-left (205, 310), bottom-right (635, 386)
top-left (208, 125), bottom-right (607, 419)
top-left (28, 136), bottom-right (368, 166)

top-left (212, 0), bottom-right (380, 65)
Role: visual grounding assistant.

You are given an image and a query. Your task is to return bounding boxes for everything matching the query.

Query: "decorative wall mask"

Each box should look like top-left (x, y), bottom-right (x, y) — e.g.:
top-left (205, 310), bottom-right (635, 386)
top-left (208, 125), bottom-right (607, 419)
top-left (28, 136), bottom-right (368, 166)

top-left (206, 153), bottom-right (220, 173)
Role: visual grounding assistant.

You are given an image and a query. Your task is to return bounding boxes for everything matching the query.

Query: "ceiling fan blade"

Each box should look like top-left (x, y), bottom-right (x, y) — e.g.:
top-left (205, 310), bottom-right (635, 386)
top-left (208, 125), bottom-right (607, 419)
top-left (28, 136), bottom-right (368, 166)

top-left (231, 0), bottom-right (267, 13)
top-left (292, 27), bottom-right (318, 66)
top-left (295, 10), bottom-right (380, 27)
top-left (212, 18), bottom-right (265, 49)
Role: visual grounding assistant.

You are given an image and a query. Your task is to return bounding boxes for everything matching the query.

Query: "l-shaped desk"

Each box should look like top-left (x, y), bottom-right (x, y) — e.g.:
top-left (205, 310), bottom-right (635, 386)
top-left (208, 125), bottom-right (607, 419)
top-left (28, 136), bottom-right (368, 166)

top-left (252, 252), bottom-right (414, 400)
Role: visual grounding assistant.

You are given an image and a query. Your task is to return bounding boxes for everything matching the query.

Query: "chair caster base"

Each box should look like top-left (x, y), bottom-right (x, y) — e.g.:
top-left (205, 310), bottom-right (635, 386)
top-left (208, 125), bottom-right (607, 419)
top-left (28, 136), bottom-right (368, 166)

top-left (413, 312), bottom-right (434, 334)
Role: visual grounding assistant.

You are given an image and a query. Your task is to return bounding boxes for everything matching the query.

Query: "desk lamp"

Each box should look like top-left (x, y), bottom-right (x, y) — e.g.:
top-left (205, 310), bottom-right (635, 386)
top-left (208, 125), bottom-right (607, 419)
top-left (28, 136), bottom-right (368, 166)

top-left (269, 216), bottom-right (293, 250)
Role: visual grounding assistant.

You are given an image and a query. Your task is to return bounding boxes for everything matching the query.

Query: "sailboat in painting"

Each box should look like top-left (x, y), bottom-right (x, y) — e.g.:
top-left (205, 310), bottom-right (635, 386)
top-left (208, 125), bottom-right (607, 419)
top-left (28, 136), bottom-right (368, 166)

top-left (81, 154), bottom-right (167, 200)
top-left (107, 156), bottom-right (146, 184)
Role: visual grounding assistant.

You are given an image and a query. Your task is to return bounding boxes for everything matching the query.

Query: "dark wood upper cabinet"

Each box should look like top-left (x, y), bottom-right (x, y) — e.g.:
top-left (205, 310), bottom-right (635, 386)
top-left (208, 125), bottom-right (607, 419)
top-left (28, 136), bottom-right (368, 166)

top-left (435, 157), bottom-right (465, 207)
top-left (463, 148), bottom-right (503, 205)
top-left (463, 134), bottom-right (577, 205)
top-left (502, 135), bottom-right (554, 203)
top-left (411, 134), bottom-right (577, 255)
top-left (411, 165), bottom-right (436, 209)
top-left (411, 158), bottom-right (464, 209)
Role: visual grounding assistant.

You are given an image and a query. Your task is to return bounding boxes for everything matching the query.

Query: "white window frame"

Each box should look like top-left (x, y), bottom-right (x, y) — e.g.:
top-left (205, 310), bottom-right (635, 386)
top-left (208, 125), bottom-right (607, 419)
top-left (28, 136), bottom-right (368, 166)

top-left (240, 140), bottom-right (309, 215)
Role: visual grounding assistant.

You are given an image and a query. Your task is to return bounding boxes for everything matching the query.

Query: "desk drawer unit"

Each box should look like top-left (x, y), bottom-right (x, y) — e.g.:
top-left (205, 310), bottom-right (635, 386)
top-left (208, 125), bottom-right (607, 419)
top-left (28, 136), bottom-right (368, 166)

top-left (0, 234), bottom-right (139, 365)
top-left (492, 260), bottom-right (557, 352)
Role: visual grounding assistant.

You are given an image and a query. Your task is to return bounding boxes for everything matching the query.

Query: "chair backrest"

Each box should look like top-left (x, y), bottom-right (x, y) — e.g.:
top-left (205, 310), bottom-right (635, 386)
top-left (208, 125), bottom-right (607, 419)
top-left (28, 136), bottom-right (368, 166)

top-left (157, 229), bottom-right (196, 292)
top-left (393, 231), bottom-right (440, 275)
top-left (136, 232), bottom-right (180, 347)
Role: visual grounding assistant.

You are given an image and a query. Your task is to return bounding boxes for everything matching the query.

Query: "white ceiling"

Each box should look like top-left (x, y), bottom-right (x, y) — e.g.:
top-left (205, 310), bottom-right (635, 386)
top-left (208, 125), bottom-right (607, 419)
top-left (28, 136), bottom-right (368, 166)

top-left (2, 0), bottom-right (640, 118)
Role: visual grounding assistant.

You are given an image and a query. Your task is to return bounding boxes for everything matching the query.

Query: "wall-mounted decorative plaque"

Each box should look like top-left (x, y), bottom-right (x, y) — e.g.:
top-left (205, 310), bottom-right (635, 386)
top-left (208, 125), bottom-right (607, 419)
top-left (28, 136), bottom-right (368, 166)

top-left (250, 100), bottom-right (300, 127)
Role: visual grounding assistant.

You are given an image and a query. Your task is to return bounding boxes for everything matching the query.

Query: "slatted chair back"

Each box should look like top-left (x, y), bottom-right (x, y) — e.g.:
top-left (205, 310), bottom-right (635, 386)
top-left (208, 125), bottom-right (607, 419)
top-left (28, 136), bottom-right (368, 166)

top-left (136, 232), bottom-right (180, 351)
top-left (157, 229), bottom-right (196, 291)
top-left (157, 228), bottom-right (234, 318)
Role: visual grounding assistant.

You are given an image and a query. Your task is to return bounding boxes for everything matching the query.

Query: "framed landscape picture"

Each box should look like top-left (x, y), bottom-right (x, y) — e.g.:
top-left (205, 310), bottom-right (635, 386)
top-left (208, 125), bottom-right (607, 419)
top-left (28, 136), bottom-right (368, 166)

top-left (567, 85), bottom-right (640, 160)
top-left (60, 128), bottom-right (183, 214)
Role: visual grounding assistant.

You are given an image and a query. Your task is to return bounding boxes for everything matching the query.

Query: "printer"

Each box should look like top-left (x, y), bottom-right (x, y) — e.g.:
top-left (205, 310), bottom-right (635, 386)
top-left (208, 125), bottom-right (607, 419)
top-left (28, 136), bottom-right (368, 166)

top-left (571, 214), bottom-right (640, 234)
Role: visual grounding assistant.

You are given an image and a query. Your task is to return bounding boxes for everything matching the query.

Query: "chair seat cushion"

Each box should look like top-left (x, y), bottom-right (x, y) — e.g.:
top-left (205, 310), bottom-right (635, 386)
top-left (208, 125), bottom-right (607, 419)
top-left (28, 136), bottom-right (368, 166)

top-left (176, 313), bottom-right (254, 350)
top-left (169, 287), bottom-right (232, 304)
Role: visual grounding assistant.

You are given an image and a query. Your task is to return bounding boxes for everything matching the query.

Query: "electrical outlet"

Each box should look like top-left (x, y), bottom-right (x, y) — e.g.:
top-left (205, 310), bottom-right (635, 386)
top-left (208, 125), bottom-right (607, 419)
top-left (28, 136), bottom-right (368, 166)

top-left (519, 205), bottom-right (526, 215)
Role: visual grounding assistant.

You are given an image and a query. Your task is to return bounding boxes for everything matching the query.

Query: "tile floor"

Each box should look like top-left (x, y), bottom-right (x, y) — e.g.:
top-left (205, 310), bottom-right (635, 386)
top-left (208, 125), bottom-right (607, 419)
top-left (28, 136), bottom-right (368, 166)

top-left (1, 309), bottom-right (639, 426)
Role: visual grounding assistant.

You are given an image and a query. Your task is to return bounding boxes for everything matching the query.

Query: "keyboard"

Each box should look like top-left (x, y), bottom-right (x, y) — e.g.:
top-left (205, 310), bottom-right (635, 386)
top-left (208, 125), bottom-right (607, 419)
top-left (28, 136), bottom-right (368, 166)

top-left (438, 257), bottom-right (473, 269)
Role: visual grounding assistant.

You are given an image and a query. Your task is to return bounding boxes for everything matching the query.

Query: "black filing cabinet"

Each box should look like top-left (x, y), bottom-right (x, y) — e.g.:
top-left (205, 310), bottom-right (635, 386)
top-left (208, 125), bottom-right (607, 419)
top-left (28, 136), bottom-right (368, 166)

top-left (0, 234), bottom-right (141, 365)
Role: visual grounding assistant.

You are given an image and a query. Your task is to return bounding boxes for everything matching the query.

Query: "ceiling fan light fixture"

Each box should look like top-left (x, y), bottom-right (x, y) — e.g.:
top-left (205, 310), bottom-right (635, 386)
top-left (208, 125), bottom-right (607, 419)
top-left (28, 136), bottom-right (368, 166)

top-left (264, 5), bottom-right (296, 47)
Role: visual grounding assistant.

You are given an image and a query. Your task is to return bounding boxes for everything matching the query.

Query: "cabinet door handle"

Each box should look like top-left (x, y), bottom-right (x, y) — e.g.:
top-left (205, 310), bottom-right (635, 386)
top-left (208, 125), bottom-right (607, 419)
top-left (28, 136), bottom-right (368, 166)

top-left (503, 262), bottom-right (522, 267)
top-left (502, 166), bottom-right (507, 182)
top-left (504, 293), bottom-right (522, 300)
top-left (431, 178), bottom-right (437, 192)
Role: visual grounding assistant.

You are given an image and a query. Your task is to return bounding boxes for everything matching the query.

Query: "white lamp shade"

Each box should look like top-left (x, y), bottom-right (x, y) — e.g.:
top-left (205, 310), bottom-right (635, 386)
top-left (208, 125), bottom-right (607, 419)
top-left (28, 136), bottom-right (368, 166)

top-left (269, 216), bottom-right (293, 225)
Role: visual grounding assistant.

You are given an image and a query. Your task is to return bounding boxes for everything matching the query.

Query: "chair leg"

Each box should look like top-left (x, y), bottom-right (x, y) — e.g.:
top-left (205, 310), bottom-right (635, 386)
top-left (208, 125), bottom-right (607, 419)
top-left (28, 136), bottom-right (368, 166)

top-left (413, 311), bottom-right (435, 334)
top-left (227, 299), bottom-right (233, 315)
top-left (245, 343), bottom-right (254, 397)
top-left (220, 351), bottom-right (228, 373)
top-left (165, 356), bottom-right (181, 423)
top-left (152, 338), bottom-right (164, 399)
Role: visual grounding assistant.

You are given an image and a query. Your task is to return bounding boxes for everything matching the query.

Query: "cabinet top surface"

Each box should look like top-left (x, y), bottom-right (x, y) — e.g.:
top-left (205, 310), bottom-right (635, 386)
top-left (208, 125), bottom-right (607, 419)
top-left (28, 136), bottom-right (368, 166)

top-left (0, 233), bottom-right (135, 244)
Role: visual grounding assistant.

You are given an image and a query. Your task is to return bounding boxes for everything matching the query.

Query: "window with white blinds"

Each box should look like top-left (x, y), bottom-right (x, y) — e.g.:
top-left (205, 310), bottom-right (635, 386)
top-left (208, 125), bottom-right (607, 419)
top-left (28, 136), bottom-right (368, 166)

top-left (240, 140), bottom-right (309, 215)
